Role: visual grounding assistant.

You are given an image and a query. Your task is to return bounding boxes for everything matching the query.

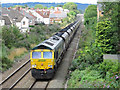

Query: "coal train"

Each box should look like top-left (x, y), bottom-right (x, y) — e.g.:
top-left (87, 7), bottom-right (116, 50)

top-left (30, 19), bottom-right (81, 79)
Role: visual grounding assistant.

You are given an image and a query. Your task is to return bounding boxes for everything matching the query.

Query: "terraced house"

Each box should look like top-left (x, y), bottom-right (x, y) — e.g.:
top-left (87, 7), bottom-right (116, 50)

top-left (49, 7), bottom-right (67, 24)
top-left (2, 7), bottom-right (29, 32)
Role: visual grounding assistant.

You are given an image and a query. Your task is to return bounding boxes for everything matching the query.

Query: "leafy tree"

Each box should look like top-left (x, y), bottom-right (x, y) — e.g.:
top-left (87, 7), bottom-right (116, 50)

top-left (63, 2), bottom-right (77, 11)
top-left (34, 4), bottom-right (44, 9)
top-left (68, 11), bottom-right (76, 16)
top-left (56, 5), bottom-right (63, 7)
top-left (84, 5), bottom-right (97, 25)
top-left (96, 19), bottom-right (118, 54)
top-left (99, 2), bottom-right (120, 53)
top-left (24, 4), bottom-right (28, 8)
top-left (44, 6), bottom-right (47, 9)
top-left (2, 25), bottom-right (23, 48)
top-left (48, 6), bottom-right (54, 9)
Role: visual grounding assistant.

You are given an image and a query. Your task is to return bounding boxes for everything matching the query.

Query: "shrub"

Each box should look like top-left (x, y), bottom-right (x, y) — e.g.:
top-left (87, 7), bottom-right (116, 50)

top-left (95, 19), bottom-right (118, 54)
top-left (68, 68), bottom-right (105, 88)
top-left (69, 43), bottom-right (103, 71)
top-left (1, 56), bottom-right (13, 72)
top-left (98, 60), bottom-right (119, 78)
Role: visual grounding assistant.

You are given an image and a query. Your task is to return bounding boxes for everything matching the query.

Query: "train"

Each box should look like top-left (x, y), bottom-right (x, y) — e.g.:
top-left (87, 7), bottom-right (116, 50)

top-left (30, 19), bottom-right (81, 79)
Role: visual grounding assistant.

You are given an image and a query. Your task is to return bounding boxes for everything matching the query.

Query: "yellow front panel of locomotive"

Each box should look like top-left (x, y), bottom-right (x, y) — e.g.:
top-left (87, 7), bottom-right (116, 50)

top-left (30, 49), bottom-right (55, 69)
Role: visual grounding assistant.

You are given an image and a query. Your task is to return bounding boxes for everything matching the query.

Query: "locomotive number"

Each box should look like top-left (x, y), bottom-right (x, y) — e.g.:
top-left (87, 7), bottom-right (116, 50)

top-left (38, 60), bottom-right (46, 62)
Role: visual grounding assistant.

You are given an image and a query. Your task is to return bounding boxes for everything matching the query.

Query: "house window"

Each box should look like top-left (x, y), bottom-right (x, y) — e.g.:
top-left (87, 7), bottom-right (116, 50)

top-left (23, 21), bottom-right (25, 25)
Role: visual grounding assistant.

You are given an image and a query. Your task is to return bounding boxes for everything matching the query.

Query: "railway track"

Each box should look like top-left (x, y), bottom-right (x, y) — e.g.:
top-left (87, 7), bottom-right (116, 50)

top-left (0, 59), bottom-right (31, 89)
top-left (29, 80), bottom-right (50, 89)
top-left (1, 17), bottom-right (83, 89)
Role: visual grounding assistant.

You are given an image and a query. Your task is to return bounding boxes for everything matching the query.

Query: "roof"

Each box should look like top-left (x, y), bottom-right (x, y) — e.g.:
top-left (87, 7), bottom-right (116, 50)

top-left (33, 35), bottom-right (63, 50)
top-left (36, 10), bottom-right (50, 18)
top-left (20, 10), bottom-right (34, 20)
top-left (2, 7), bottom-right (24, 22)
top-left (2, 16), bottom-right (11, 25)
top-left (49, 11), bottom-right (67, 18)
top-left (29, 11), bottom-right (37, 19)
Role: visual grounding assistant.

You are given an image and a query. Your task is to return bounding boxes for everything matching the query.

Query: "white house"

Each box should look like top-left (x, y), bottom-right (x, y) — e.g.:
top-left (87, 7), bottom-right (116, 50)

top-left (26, 10), bottom-right (43, 23)
top-left (2, 7), bottom-right (29, 33)
top-left (16, 17), bottom-right (29, 32)
top-left (36, 10), bottom-right (50, 24)
top-left (0, 18), bottom-right (5, 26)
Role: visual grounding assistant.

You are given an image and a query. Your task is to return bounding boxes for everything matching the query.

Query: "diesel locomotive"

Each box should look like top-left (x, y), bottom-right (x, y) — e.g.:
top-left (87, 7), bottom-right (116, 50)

top-left (30, 20), bottom-right (81, 79)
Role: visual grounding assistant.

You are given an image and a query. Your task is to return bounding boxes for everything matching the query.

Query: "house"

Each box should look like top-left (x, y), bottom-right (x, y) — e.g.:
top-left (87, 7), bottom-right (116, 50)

top-left (15, 7), bottom-right (36, 25)
top-left (36, 10), bottom-right (50, 24)
top-left (29, 11), bottom-right (37, 24)
top-left (2, 7), bottom-right (29, 32)
top-left (2, 16), bottom-right (12, 26)
top-left (54, 7), bottom-right (63, 11)
top-left (20, 9), bottom-right (36, 25)
top-left (26, 9), bottom-right (43, 24)
top-left (49, 9), bottom-right (67, 24)
top-left (97, 4), bottom-right (104, 20)
top-left (0, 16), bottom-right (5, 26)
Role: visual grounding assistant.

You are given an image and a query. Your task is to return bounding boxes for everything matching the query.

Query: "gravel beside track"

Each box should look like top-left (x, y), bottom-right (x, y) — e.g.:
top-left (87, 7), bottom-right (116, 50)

top-left (1, 59), bottom-right (31, 89)
top-left (1, 54), bottom-right (29, 80)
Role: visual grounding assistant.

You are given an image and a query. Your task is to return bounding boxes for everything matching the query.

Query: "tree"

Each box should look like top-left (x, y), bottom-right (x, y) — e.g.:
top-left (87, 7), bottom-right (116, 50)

top-left (24, 4), bottom-right (28, 8)
top-left (48, 6), bottom-right (54, 9)
top-left (68, 11), bottom-right (77, 16)
top-left (34, 4), bottom-right (44, 9)
top-left (56, 5), bottom-right (63, 7)
top-left (2, 25), bottom-right (23, 48)
top-left (95, 19), bottom-right (116, 53)
top-left (98, 2), bottom-right (120, 53)
top-left (63, 2), bottom-right (77, 11)
top-left (84, 5), bottom-right (97, 19)
top-left (84, 5), bottom-right (97, 25)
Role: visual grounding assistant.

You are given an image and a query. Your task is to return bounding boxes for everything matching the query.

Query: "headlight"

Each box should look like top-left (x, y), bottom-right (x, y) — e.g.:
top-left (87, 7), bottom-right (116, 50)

top-left (48, 65), bottom-right (52, 68)
top-left (32, 65), bottom-right (36, 68)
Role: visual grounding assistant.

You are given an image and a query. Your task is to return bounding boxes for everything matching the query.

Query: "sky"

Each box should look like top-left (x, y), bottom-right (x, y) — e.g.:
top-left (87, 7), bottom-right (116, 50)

top-left (1, 0), bottom-right (97, 4)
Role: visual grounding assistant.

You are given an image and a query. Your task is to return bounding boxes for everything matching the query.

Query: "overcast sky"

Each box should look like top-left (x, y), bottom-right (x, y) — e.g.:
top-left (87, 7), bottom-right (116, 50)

top-left (1, 0), bottom-right (97, 4)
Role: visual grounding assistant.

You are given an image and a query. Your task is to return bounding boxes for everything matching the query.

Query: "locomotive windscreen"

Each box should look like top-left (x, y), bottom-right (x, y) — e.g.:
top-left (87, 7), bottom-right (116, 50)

top-left (32, 52), bottom-right (41, 59)
top-left (43, 52), bottom-right (52, 59)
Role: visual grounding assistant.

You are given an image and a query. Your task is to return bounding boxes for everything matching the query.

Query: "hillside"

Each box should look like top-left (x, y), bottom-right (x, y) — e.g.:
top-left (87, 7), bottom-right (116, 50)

top-left (2, 2), bottom-right (91, 11)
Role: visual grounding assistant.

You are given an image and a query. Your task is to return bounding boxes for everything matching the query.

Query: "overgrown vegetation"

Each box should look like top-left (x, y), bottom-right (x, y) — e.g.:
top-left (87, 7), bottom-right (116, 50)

top-left (68, 2), bottom-right (120, 88)
top-left (60, 2), bottom-right (81, 27)
top-left (1, 24), bottom-right (60, 72)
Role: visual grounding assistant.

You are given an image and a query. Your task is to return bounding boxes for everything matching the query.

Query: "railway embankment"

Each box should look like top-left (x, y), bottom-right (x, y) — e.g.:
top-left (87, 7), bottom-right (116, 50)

top-left (66, 4), bottom-right (119, 88)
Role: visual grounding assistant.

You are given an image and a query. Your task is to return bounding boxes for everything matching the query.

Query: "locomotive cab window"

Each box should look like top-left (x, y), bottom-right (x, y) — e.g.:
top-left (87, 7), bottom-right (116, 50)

top-left (43, 52), bottom-right (52, 59)
top-left (32, 52), bottom-right (41, 59)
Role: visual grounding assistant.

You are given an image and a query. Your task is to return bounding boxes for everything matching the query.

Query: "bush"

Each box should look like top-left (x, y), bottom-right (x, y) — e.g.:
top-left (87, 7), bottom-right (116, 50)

top-left (98, 60), bottom-right (119, 78)
top-left (95, 19), bottom-right (118, 54)
top-left (68, 68), bottom-right (105, 88)
top-left (1, 56), bottom-right (13, 72)
top-left (2, 25), bottom-right (24, 49)
top-left (69, 43), bottom-right (103, 71)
